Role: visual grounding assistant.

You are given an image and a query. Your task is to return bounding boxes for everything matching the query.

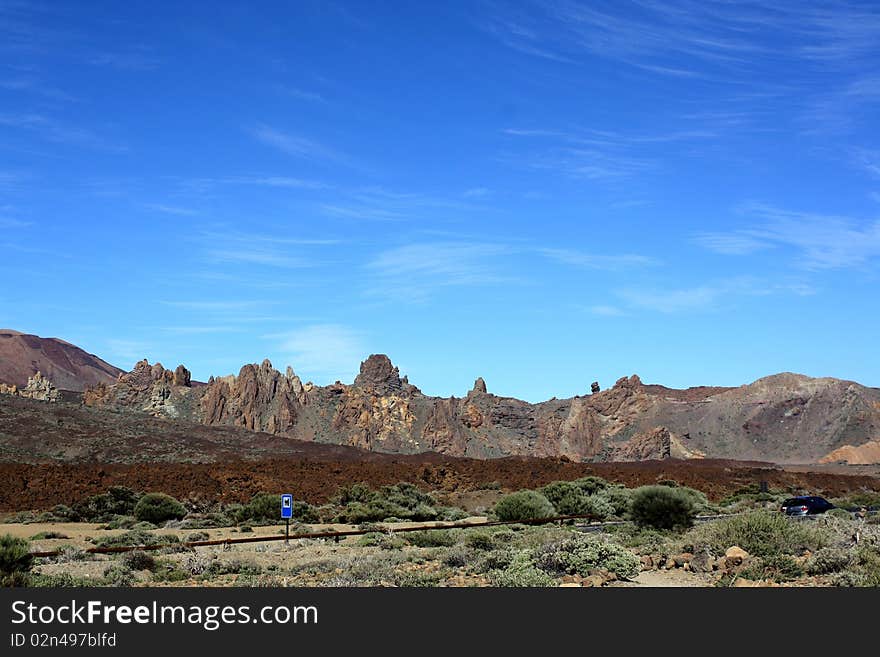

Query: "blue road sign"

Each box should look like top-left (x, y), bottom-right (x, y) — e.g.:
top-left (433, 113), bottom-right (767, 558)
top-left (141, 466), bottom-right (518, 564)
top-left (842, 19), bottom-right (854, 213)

top-left (281, 494), bottom-right (293, 519)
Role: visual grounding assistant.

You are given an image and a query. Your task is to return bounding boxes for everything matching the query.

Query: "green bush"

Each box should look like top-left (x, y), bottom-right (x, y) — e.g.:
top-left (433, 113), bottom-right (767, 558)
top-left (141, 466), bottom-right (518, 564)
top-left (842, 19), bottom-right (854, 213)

top-left (595, 486), bottom-right (632, 517)
top-left (0, 534), bottom-right (33, 586)
top-left (405, 530), bottom-right (457, 548)
top-left (133, 493), bottom-right (186, 524)
top-left (684, 511), bottom-right (828, 559)
top-left (232, 494), bottom-right (319, 525)
top-left (92, 529), bottom-right (179, 549)
top-left (356, 532), bottom-right (406, 550)
top-left (185, 532), bottom-right (210, 543)
top-left (806, 547), bottom-right (852, 575)
top-left (493, 491), bottom-right (555, 522)
top-left (464, 530), bottom-right (496, 551)
top-left (101, 515), bottom-right (139, 530)
top-left (29, 531), bottom-right (69, 540)
top-left (739, 555), bottom-right (803, 583)
top-left (103, 564), bottom-right (135, 586)
top-left (825, 508), bottom-right (853, 521)
top-left (490, 550), bottom-right (556, 587)
top-left (73, 487), bottom-right (141, 522)
top-left (332, 483), bottom-right (444, 523)
top-left (572, 476), bottom-right (610, 495)
top-left (120, 550), bottom-right (156, 572)
top-left (534, 534), bottom-right (640, 580)
top-left (630, 486), bottom-right (697, 530)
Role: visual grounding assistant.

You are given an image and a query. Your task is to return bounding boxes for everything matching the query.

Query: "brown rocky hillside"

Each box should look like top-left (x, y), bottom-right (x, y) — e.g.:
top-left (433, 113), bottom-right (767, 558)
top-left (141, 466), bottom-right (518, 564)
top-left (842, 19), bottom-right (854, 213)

top-left (78, 353), bottom-right (880, 465)
top-left (0, 329), bottom-right (123, 391)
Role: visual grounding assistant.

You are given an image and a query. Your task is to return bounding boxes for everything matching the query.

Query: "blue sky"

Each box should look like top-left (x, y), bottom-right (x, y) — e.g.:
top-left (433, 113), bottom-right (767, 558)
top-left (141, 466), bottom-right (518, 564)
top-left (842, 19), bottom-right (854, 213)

top-left (1, 1), bottom-right (879, 401)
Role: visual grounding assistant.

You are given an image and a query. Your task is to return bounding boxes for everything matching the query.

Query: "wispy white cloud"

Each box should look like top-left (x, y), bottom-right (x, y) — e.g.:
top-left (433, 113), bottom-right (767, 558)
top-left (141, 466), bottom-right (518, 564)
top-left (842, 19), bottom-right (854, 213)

top-left (0, 78), bottom-right (77, 102)
top-left (275, 85), bottom-right (327, 103)
top-left (144, 203), bottom-right (198, 216)
top-left (618, 277), bottom-right (773, 314)
top-left (0, 216), bottom-right (30, 228)
top-left (588, 304), bottom-right (626, 317)
top-left (0, 113), bottom-right (123, 150)
top-left (692, 232), bottom-right (773, 256)
top-left (538, 248), bottom-right (656, 270)
top-left (365, 241), bottom-right (514, 301)
top-left (272, 324), bottom-right (365, 384)
top-left (250, 124), bottom-right (345, 163)
top-left (463, 187), bottom-right (492, 198)
top-left (696, 203), bottom-right (880, 269)
top-left (88, 48), bottom-right (160, 71)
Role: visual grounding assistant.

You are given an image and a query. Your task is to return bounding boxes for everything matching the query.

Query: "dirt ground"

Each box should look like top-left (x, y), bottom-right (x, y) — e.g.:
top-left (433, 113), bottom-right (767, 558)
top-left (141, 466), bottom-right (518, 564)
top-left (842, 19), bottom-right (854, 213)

top-left (2, 457), bottom-right (878, 512)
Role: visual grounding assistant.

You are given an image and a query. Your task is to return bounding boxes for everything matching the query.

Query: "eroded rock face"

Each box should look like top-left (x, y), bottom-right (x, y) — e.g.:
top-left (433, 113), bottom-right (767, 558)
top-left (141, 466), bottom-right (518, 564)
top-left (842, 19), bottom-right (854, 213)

top-left (0, 371), bottom-right (60, 402)
top-left (200, 359), bottom-right (301, 434)
top-left (81, 355), bottom-right (880, 464)
top-left (353, 354), bottom-right (402, 394)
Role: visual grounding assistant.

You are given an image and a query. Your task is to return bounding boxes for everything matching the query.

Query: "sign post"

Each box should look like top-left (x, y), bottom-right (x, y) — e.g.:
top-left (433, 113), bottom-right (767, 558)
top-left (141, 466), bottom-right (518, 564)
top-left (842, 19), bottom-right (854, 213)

top-left (281, 493), bottom-right (293, 544)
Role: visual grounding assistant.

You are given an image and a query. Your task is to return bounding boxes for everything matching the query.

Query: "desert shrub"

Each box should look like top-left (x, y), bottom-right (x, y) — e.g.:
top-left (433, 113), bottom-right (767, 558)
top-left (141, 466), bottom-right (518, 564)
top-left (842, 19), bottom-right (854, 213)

top-left (806, 547), bottom-right (852, 575)
top-left (92, 529), bottom-right (179, 549)
top-left (120, 550), bottom-right (156, 572)
top-left (464, 530), bottom-right (496, 551)
top-left (74, 487), bottom-right (141, 522)
top-left (607, 524), bottom-right (670, 554)
top-left (333, 483), bottom-right (442, 523)
top-left (573, 476), bottom-right (610, 495)
top-left (357, 532), bottom-right (406, 550)
top-left (436, 506), bottom-right (468, 521)
top-left (405, 530), bottom-right (458, 548)
top-left (595, 486), bottom-right (632, 517)
top-left (825, 508), bottom-right (853, 521)
top-left (238, 524), bottom-right (253, 533)
top-left (831, 492), bottom-right (880, 509)
top-left (540, 481), bottom-right (589, 515)
top-left (207, 559), bottom-right (262, 577)
top-left (473, 548), bottom-right (517, 573)
top-left (442, 545), bottom-right (475, 568)
top-left (185, 532), bottom-right (210, 543)
top-left (133, 493), bottom-right (186, 524)
top-left (102, 564), bottom-right (135, 586)
top-left (630, 486), bottom-right (697, 530)
top-left (844, 546), bottom-right (880, 587)
top-left (0, 534), bottom-right (33, 586)
top-left (739, 555), bottom-right (803, 583)
top-left (233, 493), bottom-right (318, 525)
top-left (684, 511), bottom-right (828, 559)
top-left (49, 504), bottom-right (77, 521)
top-left (533, 534), bottom-right (640, 580)
top-left (490, 550), bottom-right (556, 587)
top-left (28, 573), bottom-right (94, 587)
top-left (493, 491), bottom-right (555, 522)
top-left (29, 531), bottom-right (69, 540)
top-left (55, 545), bottom-right (92, 563)
top-left (101, 515), bottom-right (139, 530)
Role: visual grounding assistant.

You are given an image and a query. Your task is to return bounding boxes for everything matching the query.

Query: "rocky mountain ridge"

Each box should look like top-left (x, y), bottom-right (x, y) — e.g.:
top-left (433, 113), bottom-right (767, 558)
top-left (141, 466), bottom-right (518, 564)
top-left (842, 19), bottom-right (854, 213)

top-left (79, 353), bottom-right (880, 465)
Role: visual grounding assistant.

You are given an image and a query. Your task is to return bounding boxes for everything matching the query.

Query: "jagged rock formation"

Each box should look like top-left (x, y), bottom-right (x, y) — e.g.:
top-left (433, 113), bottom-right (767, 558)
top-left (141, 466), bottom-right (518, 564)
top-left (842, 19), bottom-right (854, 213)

top-left (0, 372), bottom-right (61, 402)
top-left (79, 352), bottom-right (880, 464)
top-left (200, 359), bottom-right (302, 434)
top-left (0, 329), bottom-right (123, 391)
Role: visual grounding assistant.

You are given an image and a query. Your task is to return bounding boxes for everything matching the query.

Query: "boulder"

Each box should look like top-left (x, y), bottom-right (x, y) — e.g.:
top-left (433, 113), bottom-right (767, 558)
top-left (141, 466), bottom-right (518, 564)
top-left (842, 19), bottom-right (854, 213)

top-left (725, 546), bottom-right (750, 565)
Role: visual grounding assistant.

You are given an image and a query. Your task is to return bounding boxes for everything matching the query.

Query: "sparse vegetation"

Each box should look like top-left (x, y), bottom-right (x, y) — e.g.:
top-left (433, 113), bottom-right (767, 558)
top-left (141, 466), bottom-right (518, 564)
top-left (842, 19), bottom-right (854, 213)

top-left (684, 510), bottom-right (828, 558)
top-left (533, 534), bottom-right (640, 579)
top-left (0, 534), bottom-right (34, 586)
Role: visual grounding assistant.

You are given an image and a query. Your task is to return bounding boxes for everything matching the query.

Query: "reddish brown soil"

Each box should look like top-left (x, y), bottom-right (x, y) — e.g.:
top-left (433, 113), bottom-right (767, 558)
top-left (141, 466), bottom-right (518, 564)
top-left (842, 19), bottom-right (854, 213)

top-left (1, 456), bottom-right (878, 512)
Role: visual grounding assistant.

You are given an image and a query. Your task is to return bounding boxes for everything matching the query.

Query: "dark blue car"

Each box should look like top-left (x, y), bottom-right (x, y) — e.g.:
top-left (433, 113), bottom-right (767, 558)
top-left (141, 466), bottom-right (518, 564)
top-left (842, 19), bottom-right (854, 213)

top-left (780, 496), bottom-right (834, 516)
